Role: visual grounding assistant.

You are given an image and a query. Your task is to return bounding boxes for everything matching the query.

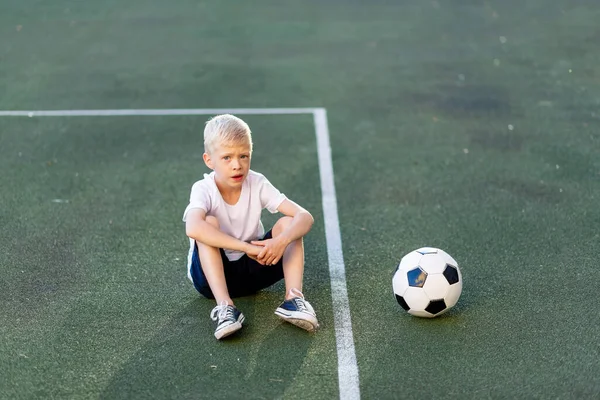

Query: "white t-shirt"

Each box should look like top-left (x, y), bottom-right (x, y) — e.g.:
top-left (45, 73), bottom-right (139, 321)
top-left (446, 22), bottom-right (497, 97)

top-left (183, 170), bottom-right (286, 263)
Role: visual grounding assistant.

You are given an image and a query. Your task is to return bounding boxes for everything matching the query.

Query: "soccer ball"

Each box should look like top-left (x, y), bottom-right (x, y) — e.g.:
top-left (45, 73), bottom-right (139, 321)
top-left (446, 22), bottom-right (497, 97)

top-left (392, 247), bottom-right (462, 318)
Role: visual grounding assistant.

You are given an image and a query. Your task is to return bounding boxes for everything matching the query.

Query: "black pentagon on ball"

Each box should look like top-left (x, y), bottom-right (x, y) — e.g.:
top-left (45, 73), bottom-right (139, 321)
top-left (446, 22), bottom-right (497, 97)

top-left (443, 264), bottom-right (460, 284)
top-left (395, 294), bottom-right (410, 311)
top-left (407, 267), bottom-right (427, 288)
top-left (425, 299), bottom-right (447, 315)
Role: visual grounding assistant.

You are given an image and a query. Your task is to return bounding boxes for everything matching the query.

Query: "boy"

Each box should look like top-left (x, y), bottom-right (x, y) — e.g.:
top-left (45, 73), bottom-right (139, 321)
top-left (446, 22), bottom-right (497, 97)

top-left (183, 114), bottom-right (319, 339)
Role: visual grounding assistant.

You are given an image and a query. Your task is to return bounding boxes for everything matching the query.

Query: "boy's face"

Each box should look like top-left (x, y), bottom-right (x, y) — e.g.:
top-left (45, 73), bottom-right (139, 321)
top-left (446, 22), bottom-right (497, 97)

top-left (203, 140), bottom-right (251, 188)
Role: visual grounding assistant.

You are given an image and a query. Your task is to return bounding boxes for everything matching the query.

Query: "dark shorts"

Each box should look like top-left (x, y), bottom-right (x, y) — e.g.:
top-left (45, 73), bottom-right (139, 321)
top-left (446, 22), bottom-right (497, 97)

top-left (189, 230), bottom-right (284, 299)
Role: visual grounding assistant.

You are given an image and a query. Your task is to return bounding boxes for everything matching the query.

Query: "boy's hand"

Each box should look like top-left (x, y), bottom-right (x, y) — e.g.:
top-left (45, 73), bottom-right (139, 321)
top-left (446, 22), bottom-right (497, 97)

top-left (244, 243), bottom-right (266, 265)
top-left (251, 237), bottom-right (288, 266)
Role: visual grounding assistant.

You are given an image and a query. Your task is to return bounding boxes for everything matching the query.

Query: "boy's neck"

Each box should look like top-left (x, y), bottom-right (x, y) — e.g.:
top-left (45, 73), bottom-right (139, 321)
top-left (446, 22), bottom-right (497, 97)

top-left (215, 180), bottom-right (242, 205)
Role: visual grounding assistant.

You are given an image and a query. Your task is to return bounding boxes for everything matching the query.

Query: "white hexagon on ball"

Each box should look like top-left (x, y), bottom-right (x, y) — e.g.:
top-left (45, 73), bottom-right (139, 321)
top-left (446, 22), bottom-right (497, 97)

top-left (422, 273), bottom-right (450, 300)
top-left (397, 250), bottom-right (422, 272)
top-left (403, 287), bottom-right (431, 312)
top-left (392, 267), bottom-right (409, 297)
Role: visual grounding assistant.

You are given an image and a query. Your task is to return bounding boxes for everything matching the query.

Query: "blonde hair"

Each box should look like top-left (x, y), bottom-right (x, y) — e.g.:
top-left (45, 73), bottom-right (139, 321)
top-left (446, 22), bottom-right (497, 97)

top-left (203, 114), bottom-right (253, 154)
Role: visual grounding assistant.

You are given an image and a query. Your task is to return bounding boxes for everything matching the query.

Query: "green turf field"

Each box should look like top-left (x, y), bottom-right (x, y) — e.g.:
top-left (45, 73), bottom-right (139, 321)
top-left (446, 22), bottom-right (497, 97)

top-left (1, 1), bottom-right (599, 399)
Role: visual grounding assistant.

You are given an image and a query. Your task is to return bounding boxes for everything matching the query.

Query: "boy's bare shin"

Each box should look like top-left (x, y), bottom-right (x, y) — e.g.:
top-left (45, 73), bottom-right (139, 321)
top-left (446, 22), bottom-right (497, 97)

top-left (282, 238), bottom-right (305, 299)
top-left (271, 216), bottom-right (306, 298)
top-left (195, 217), bottom-right (234, 305)
top-left (196, 240), bottom-right (233, 305)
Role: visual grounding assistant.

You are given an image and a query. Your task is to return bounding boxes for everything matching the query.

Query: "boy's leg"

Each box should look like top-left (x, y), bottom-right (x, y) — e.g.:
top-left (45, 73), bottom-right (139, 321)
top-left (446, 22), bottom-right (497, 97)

top-left (196, 216), bottom-right (234, 306)
top-left (196, 216), bottom-right (244, 339)
top-left (271, 217), bottom-right (319, 332)
top-left (272, 216), bottom-right (304, 299)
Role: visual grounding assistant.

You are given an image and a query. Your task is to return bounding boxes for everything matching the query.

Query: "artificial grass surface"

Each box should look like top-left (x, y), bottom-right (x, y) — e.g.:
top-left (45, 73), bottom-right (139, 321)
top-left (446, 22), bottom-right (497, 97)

top-left (1, 0), bottom-right (599, 398)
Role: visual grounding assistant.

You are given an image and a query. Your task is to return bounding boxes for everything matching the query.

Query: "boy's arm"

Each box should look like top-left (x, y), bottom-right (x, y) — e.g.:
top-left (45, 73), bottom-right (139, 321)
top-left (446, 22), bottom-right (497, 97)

top-left (185, 208), bottom-right (256, 254)
top-left (273, 199), bottom-right (314, 244)
top-left (251, 199), bottom-right (314, 265)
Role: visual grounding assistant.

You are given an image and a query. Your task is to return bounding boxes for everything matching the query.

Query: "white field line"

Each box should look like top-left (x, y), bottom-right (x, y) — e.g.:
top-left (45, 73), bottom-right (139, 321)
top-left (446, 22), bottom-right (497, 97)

top-left (0, 107), bottom-right (361, 400)
top-left (313, 108), bottom-right (360, 400)
top-left (0, 108), bottom-right (318, 117)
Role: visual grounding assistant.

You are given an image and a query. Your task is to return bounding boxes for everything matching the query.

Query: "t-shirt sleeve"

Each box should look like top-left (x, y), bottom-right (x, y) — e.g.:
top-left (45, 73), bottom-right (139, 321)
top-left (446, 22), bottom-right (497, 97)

top-left (259, 176), bottom-right (286, 214)
top-left (182, 181), bottom-right (211, 222)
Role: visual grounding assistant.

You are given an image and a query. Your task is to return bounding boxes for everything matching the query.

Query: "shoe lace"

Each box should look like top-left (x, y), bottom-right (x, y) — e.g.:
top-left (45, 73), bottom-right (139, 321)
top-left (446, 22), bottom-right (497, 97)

top-left (289, 288), bottom-right (308, 312)
top-left (210, 301), bottom-right (233, 322)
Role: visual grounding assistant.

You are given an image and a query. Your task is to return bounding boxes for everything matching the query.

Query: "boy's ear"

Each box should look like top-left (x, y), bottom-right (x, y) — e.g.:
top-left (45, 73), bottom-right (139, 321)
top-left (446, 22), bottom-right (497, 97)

top-left (202, 153), bottom-right (213, 169)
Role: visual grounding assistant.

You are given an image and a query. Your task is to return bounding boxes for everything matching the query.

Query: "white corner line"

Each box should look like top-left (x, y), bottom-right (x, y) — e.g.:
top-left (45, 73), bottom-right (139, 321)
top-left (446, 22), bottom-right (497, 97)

top-left (0, 106), bottom-right (361, 400)
top-left (0, 108), bottom-right (320, 117)
top-left (313, 108), bottom-right (361, 400)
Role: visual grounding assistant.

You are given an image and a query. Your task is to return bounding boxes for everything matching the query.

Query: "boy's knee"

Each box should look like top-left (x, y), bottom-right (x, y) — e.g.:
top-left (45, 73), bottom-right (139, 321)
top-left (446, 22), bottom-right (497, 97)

top-left (273, 216), bottom-right (293, 237)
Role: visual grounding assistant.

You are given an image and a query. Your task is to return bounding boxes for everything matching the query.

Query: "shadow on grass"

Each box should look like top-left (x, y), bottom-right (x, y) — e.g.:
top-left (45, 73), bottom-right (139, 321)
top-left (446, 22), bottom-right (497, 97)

top-left (100, 294), bottom-right (313, 400)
